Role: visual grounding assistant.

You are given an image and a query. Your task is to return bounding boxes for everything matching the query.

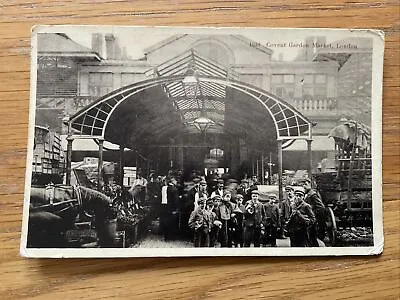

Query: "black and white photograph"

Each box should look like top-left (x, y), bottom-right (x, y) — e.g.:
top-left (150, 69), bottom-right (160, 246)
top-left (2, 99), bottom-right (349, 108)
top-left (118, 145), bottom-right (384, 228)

top-left (21, 26), bottom-right (384, 257)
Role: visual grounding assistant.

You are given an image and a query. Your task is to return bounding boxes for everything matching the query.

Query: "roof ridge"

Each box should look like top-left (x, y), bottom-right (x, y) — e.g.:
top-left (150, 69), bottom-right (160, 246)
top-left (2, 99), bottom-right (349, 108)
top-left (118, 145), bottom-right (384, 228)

top-left (54, 33), bottom-right (97, 53)
top-left (231, 35), bottom-right (273, 55)
top-left (143, 34), bottom-right (187, 55)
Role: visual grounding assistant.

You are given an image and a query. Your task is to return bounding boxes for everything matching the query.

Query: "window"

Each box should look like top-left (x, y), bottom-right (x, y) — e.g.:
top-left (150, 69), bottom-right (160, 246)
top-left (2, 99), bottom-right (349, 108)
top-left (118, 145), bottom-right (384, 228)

top-left (271, 74), bottom-right (283, 84)
top-left (303, 87), bottom-right (314, 99)
top-left (283, 74), bottom-right (295, 83)
top-left (302, 74), bottom-right (327, 98)
top-left (88, 73), bottom-right (113, 97)
top-left (276, 87), bottom-right (284, 97)
top-left (121, 73), bottom-right (144, 87)
top-left (315, 86), bottom-right (327, 98)
top-left (271, 74), bottom-right (295, 99)
top-left (303, 74), bottom-right (314, 84)
top-left (315, 74), bottom-right (326, 84)
top-left (275, 87), bottom-right (294, 98)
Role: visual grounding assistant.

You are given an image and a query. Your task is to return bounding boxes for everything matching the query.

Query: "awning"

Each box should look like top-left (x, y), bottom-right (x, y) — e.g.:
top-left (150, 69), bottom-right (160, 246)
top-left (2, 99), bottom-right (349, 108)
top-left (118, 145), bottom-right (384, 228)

top-left (60, 135), bottom-right (124, 151)
top-left (283, 136), bottom-right (335, 151)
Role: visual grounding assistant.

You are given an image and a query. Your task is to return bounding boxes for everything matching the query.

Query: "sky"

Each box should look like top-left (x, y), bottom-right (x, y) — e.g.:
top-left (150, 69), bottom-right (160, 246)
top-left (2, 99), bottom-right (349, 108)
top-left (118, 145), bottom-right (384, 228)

top-left (48, 26), bottom-right (372, 62)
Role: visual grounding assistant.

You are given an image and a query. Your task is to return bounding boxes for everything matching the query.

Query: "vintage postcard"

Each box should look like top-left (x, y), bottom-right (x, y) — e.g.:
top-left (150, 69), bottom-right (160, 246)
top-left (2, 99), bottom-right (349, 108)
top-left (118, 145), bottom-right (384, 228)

top-left (21, 26), bottom-right (384, 257)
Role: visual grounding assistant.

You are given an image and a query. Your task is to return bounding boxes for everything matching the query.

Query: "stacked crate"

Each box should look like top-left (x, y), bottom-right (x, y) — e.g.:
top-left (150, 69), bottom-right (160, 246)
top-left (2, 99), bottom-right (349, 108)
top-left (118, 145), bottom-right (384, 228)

top-left (32, 126), bottom-right (65, 179)
top-left (123, 167), bottom-right (137, 187)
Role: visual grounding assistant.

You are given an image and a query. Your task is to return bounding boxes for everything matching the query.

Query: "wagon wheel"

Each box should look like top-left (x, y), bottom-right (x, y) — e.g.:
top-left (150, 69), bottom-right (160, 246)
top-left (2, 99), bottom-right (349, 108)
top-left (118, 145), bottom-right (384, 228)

top-left (325, 207), bottom-right (337, 246)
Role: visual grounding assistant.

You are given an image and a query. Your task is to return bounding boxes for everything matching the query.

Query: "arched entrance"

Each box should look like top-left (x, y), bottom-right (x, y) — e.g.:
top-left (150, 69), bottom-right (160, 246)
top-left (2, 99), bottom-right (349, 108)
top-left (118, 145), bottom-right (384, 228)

top-left (67, 77), bottom-right (312, 200)
top-left (67, 50), bottom-right (313, 200)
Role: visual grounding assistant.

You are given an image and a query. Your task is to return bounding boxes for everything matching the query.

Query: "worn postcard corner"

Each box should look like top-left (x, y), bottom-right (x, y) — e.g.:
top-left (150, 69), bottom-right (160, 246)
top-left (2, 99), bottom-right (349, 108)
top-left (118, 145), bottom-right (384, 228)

top-left (22, 26), bottom-right (384, 258)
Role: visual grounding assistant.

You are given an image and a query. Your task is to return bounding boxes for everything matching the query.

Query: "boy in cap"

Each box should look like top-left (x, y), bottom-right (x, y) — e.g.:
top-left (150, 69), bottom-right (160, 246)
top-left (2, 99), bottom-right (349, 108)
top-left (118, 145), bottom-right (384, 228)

top-left (286, 188), bottom-right (316, 247)
top-left (215, 190), bottom-right (233, 247)
top-left (280, 185), bottom-right (295, 238)
top-left (206, 197), bottom-right (222, 247)
top-left (262, 193), bottom-right (280, 247)
top-left (209, 195), bottom-right (222, 247)
top-left (243, 190), bottom-right (265, 247)
top-left (188, 197), bottom-right (211, 247)
top-left (195, 179), bottom-right (209, 209)
top-left (231, 194), bottom-right (245, 247)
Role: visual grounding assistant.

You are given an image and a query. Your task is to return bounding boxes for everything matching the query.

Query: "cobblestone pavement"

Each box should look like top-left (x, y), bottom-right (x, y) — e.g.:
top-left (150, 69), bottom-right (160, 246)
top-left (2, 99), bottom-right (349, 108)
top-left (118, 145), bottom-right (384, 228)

top-left (134, 234), bottom-right (297, 248)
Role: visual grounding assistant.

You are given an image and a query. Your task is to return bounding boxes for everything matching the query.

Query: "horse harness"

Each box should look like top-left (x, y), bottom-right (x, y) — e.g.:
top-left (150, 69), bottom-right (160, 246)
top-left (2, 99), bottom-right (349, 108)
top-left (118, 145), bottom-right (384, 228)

top-left (32, 184), bottom-right (83, 216)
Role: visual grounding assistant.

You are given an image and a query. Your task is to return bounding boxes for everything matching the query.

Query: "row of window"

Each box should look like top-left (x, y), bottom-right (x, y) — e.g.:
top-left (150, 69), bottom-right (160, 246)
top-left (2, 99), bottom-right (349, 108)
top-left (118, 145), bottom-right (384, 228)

top-left (271, 73), bottom-right (327, 84)
top-left (87, 72), bottom-right (143, 97)
top-left (272, 73), bottom-right (328, 99)
top-left (86, 72), bottom-right (329, 98)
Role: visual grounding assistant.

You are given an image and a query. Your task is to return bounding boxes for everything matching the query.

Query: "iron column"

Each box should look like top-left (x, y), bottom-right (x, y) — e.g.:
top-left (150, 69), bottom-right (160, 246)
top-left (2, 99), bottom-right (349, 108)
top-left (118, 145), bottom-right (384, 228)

top-left (97, 138), bottom-right (104, 190)
top-left (66, 135), bottom-right (73, 185)
top-left (307, 139), bottom-right (313, 179)
top-left (277, 140), bottom-right (283, 203)
top-left (119, 144), bottom-right (124, 186)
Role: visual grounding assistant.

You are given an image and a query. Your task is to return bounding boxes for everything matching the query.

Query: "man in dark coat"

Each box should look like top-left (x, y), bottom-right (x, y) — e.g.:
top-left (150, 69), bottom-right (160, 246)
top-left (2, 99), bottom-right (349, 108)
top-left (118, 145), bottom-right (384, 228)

top-left (243, 190), bottom-right (265, 247)
top-left (237, 179), bottom-right (251, 201)
top-left (181, 177), bottom-right (201, 238)
top-left (211, 179), bottom-right (225, 199)
top-left (280, 185), bottom-right (295, 238)
top-left (163, 177), bottom-right (180, 241)
top-left (286, 188), bottom-right (316, 247)
top-left (250, 174), bottom-right (259, 190)
top-left (302, 178), bottom-right (326, 246)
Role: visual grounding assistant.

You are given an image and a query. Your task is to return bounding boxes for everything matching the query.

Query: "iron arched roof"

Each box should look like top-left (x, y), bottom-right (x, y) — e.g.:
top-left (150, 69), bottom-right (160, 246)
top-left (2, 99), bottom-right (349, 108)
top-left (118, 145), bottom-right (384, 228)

top-left (69, 75), bottom-right (312, 147)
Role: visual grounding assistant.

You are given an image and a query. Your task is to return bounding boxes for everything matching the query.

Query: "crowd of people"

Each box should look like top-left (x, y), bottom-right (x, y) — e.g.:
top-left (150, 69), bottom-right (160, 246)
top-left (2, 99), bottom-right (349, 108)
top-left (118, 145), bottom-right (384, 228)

top-left (125, 169), bottom-right (326, 248)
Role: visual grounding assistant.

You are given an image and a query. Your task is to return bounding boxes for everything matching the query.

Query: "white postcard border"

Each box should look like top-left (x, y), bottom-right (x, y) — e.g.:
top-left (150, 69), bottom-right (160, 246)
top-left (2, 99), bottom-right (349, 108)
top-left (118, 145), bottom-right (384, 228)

top-left (20, 26), bottom-right (384, 258)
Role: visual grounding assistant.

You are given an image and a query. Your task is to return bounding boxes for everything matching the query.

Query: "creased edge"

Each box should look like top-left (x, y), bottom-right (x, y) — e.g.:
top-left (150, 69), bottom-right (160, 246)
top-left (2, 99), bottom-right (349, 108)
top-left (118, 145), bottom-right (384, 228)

top-left (370, 238), bottom-right (384, 255)
top-left (349, 29), bottom-right (385, 41)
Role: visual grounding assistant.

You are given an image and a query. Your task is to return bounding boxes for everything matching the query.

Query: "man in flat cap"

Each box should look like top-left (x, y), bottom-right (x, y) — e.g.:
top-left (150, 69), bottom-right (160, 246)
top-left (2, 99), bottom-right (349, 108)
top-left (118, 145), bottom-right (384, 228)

top-left (237, 179), bottom-right (251, 201)
top-left (262, 193), bottom-right (280, 247)
top-left (286, 188), bottom-right (316, 247)
top-left (302, 178), bottom-right (325, 246)
top-left (191, 179), bottom-right (209, 210)
top-left (187, 177), bottom-right (208, 210)
top-left (188, 197), bottom-right (211, 247)
top-left (250, 174), bottom-right (260, 187)
top-left (243, 189), bottom-right (265, 247)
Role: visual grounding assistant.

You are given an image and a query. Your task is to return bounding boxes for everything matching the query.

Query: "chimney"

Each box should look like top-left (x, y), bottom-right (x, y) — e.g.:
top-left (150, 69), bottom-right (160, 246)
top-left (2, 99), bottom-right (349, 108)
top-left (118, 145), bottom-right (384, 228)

top-left (105, 34), bottom-right (116, 60)
top-left (304, 36), bottom-right (327, 61)
top-left (91, 33), bottom-right (104, 58)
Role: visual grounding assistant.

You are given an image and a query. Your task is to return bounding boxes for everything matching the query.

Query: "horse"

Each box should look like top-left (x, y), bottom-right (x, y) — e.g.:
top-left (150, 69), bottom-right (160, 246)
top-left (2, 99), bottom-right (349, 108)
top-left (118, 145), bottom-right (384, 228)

top-left (28, 184), bottom-right (116, 248)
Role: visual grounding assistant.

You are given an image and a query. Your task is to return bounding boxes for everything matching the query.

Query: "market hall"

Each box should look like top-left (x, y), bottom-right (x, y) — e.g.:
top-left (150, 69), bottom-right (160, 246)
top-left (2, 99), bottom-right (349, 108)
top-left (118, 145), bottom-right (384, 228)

top-left (60, 48), bottom-right (313, 247)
